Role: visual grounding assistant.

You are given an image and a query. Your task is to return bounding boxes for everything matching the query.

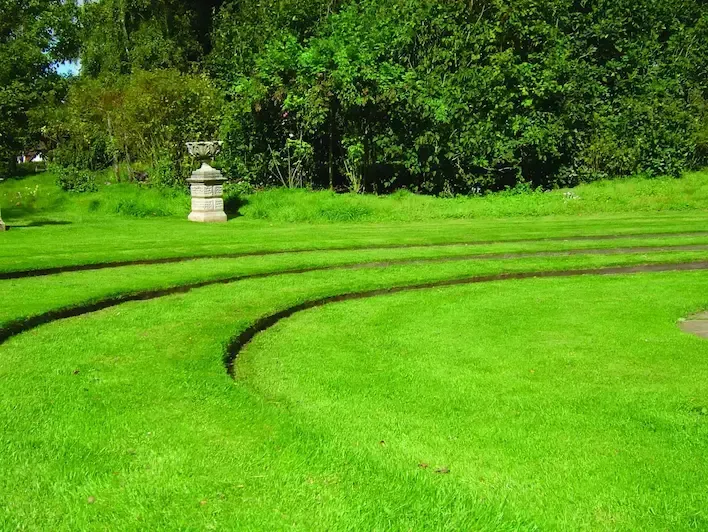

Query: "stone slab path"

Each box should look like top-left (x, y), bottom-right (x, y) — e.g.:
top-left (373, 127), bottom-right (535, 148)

top-left (680, 312), bottom-right (708, 339)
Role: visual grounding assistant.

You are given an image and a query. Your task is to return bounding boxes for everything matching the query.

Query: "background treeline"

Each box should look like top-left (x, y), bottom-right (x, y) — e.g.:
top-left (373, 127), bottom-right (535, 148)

top-left (3, 0), bottom-right (708, 194)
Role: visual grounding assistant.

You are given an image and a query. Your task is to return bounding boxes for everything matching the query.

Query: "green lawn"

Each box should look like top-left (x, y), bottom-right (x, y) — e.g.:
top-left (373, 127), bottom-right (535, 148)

top-left (4, 168), bottom-right (708, 225)
top-left (2, 172), bottom-right (708, 529)
top-left (241, 271), bottom-right (708, 529)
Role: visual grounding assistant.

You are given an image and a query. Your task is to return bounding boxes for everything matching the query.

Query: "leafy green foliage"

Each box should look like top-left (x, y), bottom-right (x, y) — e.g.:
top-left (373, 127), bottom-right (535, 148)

top-left (55, 166), bottom-right (98, 193)
top-left (79, 0), bottom-right (224, 76)
top-left (0, 0), bottom-right (78, 177)
top-left (49, 70), bottom-right (224, 184)
top-left (215, 0), bottom-right (708, 192)
top-left (6, 0), bottom-right (707, 193)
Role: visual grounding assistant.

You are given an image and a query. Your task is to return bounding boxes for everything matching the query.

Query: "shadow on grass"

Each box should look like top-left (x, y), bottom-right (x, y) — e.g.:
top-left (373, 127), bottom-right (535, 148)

top-left (7, 220), bottom-right (72, 230)
top-left (224, 195), bottom-right (248, 218)
top-left (1, 193), bottom-right (68, 221)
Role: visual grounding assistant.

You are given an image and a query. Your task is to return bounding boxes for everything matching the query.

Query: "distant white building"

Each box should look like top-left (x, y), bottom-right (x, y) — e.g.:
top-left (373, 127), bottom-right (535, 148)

top-left (18, 152), bottom-right (43, 164)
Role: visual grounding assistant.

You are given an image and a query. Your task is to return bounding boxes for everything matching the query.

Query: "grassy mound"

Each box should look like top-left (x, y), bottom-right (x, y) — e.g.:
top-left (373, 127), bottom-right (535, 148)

top-left (241, 170), bottom-right (708, 223)
top-left (0, 171), bottom-right (189, 223)
top-left (243, 272), bottom-right (708, 529)
top-left (1, 169), bottom-right (707, 226)
top-left (3, 251), bottom-right (708, 528)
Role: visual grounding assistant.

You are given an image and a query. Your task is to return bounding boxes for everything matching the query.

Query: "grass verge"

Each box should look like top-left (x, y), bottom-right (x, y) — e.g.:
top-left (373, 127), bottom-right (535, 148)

top-left (1, 169), bottom-right (707, 227)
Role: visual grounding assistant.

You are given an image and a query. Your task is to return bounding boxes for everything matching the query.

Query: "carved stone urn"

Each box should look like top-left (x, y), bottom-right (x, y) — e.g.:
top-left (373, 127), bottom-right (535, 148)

top-left (186, 141), bottom-right (227, 223)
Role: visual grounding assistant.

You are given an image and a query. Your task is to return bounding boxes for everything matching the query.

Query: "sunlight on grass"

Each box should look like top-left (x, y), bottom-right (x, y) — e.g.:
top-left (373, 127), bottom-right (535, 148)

top-left (2, 169), bottom-right (707, 226)
top-left (241, 272), bottom-right (708, 529)
top-left (2, 170), bottom-right (708, 529)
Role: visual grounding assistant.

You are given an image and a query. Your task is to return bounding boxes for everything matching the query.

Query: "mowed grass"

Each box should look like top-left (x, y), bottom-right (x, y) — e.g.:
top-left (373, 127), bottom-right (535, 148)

top-left (4, 237), bottom-right (708, 324)
top-left (3, 170), bottom-right (708, 529)
top-left (1, 169), bottom-right (708, 273)
top-left (4, 211), bottom-right (708, 274)
top-left (241, 271), bottom-right (708, 529)
top-left (2, 265), bottom-right (708, 529)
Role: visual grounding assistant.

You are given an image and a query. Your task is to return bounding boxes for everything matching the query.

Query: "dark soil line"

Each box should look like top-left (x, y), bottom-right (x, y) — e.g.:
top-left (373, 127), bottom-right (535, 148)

top-left (224, 261), bottom-right (708, 377)
top-left (3, 247), bottom-right (708, 346)
top-left (414, 243), bottom-right (708, 262)
top-left (3, 230), bottom-right (708, 280)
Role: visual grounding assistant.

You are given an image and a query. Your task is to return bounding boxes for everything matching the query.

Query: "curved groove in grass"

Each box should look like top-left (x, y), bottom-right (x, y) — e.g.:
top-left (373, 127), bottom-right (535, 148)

top-left (224, 261), bottom-right (708, 378)
top-left (3, 230), bottom-right (708, 280)
top-left (3, 244), bottom-right (708, 345)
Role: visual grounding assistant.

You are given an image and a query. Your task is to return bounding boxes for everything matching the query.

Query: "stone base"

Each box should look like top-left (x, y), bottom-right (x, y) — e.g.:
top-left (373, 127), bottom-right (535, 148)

top-left (188, 211), bottom-right (227, 223)
top-left (187, 163), bottom-right (227, 223)
top-left (0, 219), bottom-right (5, 231)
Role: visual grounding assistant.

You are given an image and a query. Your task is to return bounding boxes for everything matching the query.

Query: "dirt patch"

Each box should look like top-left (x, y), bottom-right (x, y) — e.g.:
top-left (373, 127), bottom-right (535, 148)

top-left (680, 312), bottom-right (708, 339)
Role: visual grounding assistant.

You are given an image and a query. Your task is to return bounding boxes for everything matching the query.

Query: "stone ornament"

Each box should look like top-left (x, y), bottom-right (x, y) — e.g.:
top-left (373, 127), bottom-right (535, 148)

top-left (186, 141), bottom-right (227, 223)
top-left (186, 141), bottom-right (223, 161)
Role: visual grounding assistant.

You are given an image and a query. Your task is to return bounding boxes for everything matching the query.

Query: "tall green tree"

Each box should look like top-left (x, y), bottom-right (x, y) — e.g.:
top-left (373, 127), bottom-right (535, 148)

top-left (80, 0), bottom-right (224, 77)
top-left (43, 0), bottom-right (708, 192)
top-left (46, 0), bottom-right (226, 183)
top-left (0, 0), bottom-right (78, 176)
top-left (215, 0), bottom-right (708, 192)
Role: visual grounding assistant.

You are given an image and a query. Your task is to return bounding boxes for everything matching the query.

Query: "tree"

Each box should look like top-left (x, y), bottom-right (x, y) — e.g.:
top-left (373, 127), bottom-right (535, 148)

top-left (0, 0), bottom-right (79, 176)
top-left (36, 0), bottom-right (708, 192)
top-left (80, 0), bottom-right (225, 77)
top-left (51, 70), bottom-right (223, 184)
top-left (215, 0), bottom-right (708, 192)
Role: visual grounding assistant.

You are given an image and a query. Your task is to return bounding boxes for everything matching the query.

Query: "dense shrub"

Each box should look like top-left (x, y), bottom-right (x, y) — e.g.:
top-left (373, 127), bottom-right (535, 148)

top-left (48, 70), bottom-right (223, 183)
top-left (33, 0), bottom-right (708, 194)
top-left (213, 0), bottom-right (708, 193)
top-left (55, 166), bottom-right (98, 193)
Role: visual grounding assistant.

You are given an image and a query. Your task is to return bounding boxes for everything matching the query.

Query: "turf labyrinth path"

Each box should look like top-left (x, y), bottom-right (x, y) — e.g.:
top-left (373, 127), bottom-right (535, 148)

top-left (4, 237), bottom-right (708, 351)
top-left (2, 222), bottom-right (708, 529)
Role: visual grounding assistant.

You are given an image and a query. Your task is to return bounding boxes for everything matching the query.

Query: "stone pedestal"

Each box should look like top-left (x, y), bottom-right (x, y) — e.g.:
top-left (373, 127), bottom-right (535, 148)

top-left (187, 163), bottom-right (227, 223)
top-left (0, 219), bottom-right (5, 231)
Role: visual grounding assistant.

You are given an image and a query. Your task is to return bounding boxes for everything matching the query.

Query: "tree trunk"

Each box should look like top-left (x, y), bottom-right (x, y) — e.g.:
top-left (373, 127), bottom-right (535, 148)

top-left (8, 155), bottom-right (17, 177)
top-left (107, 114), bottom-right (120, 181)
top-left (328, 105), bottom-right (335, 190)
top-left (119, 0), bottom-right (132, 71)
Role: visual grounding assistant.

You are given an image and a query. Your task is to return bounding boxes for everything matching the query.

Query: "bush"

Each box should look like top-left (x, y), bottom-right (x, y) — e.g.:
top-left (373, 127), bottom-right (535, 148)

top-left (148, 155), bottom-right (183, 189)
top-left (214, 0), bottom-right (708, 193)
top-left (48, 70), bottom-right (224, 184)
top-left (55, 166), bottom-right (98, 193)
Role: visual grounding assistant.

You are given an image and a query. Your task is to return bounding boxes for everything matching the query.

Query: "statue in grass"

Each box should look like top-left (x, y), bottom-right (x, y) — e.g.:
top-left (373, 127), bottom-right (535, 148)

top-left (186, 141), bottom-right (227, 223)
